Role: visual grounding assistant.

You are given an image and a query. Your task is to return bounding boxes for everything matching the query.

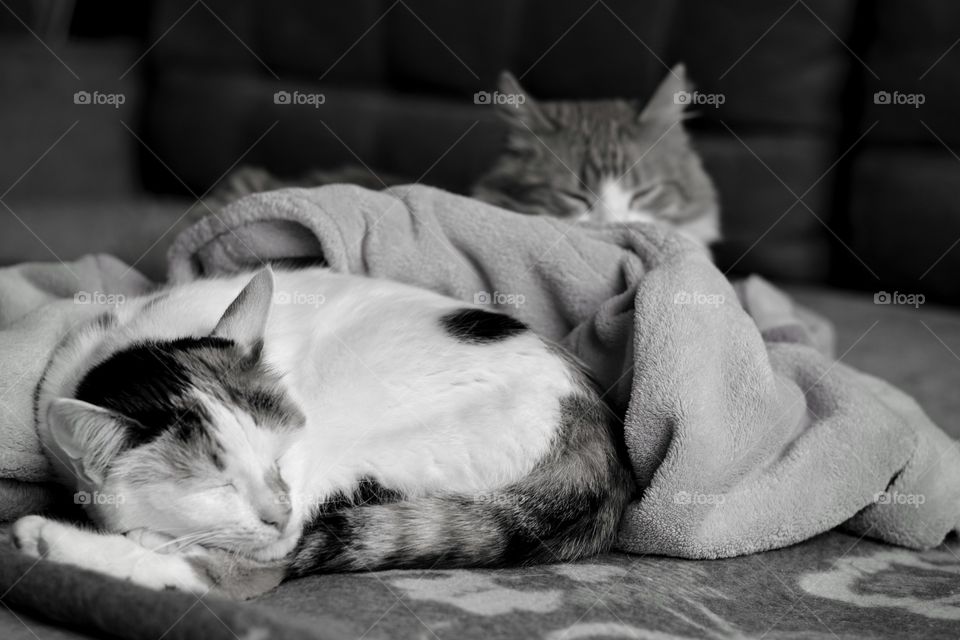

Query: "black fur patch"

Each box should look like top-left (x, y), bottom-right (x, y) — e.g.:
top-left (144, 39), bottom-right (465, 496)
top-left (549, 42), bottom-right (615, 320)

top-left (74, 339), bottom-right (213, 447)
top-left (315, 476), bottom-right (402, 514)
top-left (441, 308), bottom-right (527, 344)
top-left (267, 256), bottom-right (327, 270)
top-left (74, 335), bottom-right (303, 451)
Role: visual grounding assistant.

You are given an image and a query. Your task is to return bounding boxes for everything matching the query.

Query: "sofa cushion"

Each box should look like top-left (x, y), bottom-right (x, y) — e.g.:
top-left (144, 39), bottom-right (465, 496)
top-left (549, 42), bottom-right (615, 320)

top-left (669, 0), bottom-right (857, 132)
top-left (846, 148), bottom-right (960, 302)
top-left (0, 39), bottom-right (141, 201)
top-left (861, 0), bottom-right (960, 145)
top-left (699, 132), bottom-right (835, 282)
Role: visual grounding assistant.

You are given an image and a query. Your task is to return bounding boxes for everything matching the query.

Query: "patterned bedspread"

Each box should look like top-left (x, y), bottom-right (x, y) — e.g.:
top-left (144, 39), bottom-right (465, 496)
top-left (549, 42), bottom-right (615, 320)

top-left (249, 531), bottom-right (960, 639)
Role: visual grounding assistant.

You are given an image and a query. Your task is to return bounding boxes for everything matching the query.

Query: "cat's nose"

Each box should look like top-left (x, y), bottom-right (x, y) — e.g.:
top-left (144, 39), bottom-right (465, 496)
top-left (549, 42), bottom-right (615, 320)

top-left (257, 497), bottom-right (292, 532)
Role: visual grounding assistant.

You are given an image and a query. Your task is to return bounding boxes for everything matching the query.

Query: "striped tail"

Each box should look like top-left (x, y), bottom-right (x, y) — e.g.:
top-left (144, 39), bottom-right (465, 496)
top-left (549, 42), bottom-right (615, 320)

top-left (288, 393), bottom-right (635, 577)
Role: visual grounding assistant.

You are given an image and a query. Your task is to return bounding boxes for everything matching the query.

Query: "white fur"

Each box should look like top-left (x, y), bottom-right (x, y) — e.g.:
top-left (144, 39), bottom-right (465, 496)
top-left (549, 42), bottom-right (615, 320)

top-left (11, 515), bottom-right (209, 592)
top-left (585, 180), bottom-right (643, 223)
top-left (581, 180), bottom-right (720, 245)
top-left (22, 268), bottom-right (576, 583)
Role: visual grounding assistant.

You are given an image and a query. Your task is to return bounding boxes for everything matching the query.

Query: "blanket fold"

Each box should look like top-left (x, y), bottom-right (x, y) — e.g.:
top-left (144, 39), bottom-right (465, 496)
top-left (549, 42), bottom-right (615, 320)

top-left (0, 254), bottom-right (153, 521)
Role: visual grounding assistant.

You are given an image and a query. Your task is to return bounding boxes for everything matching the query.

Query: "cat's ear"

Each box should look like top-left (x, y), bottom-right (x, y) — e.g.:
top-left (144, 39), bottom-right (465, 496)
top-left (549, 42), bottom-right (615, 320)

top-left (495, 71), bottom-right (554, 132)
top-left (46, 398), bottom-right (129, 486)
top-left (639, 63), bottom-right (689, 125)
top-left (211, 267), bottom-right (274, 355)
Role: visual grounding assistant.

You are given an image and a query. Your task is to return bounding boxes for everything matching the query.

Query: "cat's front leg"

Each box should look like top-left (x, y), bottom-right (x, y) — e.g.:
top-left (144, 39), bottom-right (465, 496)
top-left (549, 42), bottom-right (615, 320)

top-left (10, 515), bottom-right (211, 594)
top-left (10, 516), bottom-right (287, 599)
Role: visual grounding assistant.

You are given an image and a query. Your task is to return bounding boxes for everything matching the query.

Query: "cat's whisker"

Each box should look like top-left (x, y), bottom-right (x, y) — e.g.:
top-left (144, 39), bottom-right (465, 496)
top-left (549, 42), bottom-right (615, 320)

top-left (148, 530), bottom-right (219, 553)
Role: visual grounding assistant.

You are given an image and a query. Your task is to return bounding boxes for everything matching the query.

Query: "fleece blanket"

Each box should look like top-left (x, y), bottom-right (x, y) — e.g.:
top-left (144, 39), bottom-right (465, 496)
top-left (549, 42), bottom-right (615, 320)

top-left (0, 255), bottom-right (153, 521)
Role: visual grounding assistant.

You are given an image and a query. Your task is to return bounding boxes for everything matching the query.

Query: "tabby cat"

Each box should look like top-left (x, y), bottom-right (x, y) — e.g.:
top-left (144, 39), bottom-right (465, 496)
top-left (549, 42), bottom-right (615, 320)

top-left (473, 65), bottom-right (720, 243)
top-left (12, 267), bottom-right (633, 598)
top-left (207, 65), bottom-right (719, 244)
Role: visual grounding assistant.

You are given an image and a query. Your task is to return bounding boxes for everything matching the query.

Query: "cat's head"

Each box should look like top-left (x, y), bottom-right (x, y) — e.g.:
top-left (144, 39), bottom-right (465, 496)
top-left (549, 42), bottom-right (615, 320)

top-left (45, 269), bottom-right (306, 559)
top-left (473, 64), bottom-right (720, 244)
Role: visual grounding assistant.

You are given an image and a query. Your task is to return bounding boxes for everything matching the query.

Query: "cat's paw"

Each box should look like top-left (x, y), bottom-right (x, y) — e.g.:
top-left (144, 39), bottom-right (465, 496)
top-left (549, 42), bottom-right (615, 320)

top-left (11, 516), bottom-right (94, 567)
top-left (10, 515), bottom-right (53, 558)
top-left (128, 560), bottom-right (210, 593)
top-left (11, 518), bottom-right (209, 593)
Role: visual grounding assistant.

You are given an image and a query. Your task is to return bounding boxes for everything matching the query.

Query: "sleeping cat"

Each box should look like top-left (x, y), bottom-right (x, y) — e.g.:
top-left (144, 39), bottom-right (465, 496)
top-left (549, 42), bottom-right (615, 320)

top-left (206, 65), bottom-right (719, 244)
top-left (473, 65), bottom-right (720, 243)
top-left (12, 267), bottom-right (634, 598)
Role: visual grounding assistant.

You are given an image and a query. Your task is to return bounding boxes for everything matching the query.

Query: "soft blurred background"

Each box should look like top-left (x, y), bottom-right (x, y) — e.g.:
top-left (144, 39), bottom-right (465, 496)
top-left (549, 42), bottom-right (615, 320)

top-left (1, 0), bottom-right (959, 301)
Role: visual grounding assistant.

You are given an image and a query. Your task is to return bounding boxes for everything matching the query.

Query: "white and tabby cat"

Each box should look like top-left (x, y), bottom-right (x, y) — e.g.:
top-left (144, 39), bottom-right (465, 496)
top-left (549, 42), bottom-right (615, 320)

top-left (12, 267), bottom-right (633, 598)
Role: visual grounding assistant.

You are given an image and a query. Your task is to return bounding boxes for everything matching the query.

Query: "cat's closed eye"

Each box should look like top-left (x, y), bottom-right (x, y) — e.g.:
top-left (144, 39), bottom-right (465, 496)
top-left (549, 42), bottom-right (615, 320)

top-left (556, 190), bottom-right (592, 212)
top-left (631, 181), bottom-right (686, 214)
top-left (629, 184), bottom-right (660, 209)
